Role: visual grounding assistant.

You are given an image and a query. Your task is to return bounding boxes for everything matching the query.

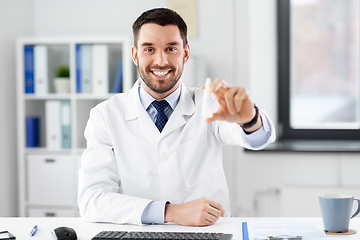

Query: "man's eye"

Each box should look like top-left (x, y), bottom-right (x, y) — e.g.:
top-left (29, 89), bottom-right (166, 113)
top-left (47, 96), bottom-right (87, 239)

top-left (167, 47), bottom-right (176, 51)
top-left (145, 48), bottom-right (153, 52)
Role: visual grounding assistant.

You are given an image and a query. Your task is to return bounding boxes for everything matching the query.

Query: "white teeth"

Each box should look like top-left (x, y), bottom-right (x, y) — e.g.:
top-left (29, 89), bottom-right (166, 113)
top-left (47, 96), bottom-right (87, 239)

top-left (153, 71), bottom-right (169, 76)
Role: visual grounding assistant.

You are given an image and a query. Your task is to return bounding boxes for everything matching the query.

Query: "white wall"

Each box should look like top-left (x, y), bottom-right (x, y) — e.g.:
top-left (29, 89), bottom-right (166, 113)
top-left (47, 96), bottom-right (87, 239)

top-left (32, 0), bottom-right (236, 84)
top-left (0, 0), bottom-right (34, 216)
top-left (1, 0), bottom-right (359, 217)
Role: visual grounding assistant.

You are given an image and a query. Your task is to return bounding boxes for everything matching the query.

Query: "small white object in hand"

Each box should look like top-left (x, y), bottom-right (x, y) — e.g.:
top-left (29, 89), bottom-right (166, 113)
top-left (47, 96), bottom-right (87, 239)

top-left (202, 78), bottom-right (213, 118)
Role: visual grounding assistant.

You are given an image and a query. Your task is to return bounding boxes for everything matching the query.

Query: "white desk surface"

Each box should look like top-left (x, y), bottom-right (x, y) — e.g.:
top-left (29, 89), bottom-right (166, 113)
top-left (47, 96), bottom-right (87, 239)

top-left (1, 217), bottom-right (360, 240)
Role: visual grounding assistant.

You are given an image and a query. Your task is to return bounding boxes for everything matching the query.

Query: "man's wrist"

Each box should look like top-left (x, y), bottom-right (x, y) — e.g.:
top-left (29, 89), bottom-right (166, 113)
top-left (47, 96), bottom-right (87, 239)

top-left (242, 114), bottom-right (262, 133)
top-left (241, 104), bottom-right (259, 129)
top-left (164, 202), bottom-right (175, 223)
top-left (240, 105), bottom-right (263, 133)
top-left (141, 200), bottom-right (169, 224)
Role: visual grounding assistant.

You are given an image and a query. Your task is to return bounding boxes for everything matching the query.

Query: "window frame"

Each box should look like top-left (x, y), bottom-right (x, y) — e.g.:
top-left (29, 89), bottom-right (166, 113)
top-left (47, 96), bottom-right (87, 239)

top-left (277, 0), bottom-right (360, 141)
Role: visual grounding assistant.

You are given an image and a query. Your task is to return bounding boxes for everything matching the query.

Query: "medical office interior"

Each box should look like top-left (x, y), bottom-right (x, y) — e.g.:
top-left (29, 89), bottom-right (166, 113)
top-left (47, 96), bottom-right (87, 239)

top-left (1, 0), bottom-right (359, 219)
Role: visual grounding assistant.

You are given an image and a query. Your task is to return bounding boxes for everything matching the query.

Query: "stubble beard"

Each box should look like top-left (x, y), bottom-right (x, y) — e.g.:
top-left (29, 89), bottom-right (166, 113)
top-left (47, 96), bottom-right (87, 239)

top-left (137, 59), bottom-right (184, 94)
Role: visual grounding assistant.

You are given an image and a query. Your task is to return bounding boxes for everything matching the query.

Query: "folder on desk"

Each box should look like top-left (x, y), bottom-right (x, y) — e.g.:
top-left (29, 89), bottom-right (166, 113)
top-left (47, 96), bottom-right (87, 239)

top-left (242, 222), bottom-right (249, 240)
top-left (242, 220), bottom-right (325, 240)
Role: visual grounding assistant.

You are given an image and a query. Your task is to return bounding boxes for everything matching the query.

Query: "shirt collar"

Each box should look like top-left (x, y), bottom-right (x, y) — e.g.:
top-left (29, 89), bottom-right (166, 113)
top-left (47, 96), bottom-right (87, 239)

top-left (139, 81), bottom-right (181, 110)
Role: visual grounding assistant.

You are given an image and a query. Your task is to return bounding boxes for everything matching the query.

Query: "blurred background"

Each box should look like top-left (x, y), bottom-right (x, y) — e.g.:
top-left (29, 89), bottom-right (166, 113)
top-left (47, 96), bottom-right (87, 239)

top-left (0, 0), bottom-right (359, 218)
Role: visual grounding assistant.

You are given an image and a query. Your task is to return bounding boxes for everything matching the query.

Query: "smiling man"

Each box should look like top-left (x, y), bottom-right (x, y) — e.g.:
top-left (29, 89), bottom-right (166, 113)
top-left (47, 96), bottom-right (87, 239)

top-left (132, 19), bottom-right (189, 99)
top-left (78, 8), bottom-right (276, 227)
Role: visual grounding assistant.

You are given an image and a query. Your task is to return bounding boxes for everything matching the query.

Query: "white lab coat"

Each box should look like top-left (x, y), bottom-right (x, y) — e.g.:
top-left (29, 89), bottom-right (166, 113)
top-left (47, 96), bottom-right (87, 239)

top-left (78, 80), bottom-right (276, 225)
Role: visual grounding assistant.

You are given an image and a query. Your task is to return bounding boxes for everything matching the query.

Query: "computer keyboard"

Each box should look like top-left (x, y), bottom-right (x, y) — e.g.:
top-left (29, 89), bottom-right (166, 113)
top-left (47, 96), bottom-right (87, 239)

top-left (91, 230), bottom-right (233, 240)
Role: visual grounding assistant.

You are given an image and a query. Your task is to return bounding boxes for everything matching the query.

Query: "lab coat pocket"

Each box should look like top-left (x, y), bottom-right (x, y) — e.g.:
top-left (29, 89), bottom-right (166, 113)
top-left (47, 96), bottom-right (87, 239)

top-left (178, 135), bottom-right (217, 189)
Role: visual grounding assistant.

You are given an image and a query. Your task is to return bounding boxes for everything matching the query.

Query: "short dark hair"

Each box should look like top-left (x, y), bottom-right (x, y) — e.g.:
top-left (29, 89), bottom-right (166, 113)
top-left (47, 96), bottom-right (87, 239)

top-left (132, 8), bottom-right (188, 48)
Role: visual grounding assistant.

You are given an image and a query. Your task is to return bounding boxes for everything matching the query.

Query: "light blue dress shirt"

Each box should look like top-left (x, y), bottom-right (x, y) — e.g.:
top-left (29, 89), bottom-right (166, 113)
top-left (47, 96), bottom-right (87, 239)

top-left (138, 82), bottom-right (272, 224)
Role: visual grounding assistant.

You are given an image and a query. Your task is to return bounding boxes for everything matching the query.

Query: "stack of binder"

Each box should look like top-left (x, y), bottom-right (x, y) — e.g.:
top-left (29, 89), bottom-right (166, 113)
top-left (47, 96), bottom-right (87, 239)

top-left (25, 44), bottom-right (123, 95)
top-left (76, 44), bottom-right (123, 94)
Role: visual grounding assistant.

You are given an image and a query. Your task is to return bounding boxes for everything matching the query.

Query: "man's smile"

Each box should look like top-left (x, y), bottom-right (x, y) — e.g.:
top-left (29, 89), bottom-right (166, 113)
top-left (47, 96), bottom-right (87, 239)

top-left (152, 70), bottom-right (170, 76)
top-left (149, 69), bottom-right (173, 79)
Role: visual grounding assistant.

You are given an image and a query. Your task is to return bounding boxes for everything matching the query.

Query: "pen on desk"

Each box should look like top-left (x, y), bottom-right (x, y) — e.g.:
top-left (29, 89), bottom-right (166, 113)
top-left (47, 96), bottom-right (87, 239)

top-left (29, 225), bottom-right (38, 236)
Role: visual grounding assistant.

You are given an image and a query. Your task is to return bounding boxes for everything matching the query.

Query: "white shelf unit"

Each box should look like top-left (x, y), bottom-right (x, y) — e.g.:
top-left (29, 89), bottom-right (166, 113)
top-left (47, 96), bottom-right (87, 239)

top-left (16, 36), bottom-right (135, 217)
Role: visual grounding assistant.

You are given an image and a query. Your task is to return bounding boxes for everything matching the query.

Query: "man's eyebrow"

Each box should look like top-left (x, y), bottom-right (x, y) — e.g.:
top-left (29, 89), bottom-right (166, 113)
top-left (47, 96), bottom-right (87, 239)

top-left (140, 41), bottom-right (180, 47)
top-left (140, 42), bottom-right (153, 47)
top-left (167, 41), bottom-right (180, 46)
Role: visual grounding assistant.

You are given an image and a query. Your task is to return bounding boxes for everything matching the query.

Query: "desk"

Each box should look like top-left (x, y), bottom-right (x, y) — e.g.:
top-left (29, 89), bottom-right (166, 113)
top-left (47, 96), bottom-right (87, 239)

top-left (1, 217), bottom-right (359, 240)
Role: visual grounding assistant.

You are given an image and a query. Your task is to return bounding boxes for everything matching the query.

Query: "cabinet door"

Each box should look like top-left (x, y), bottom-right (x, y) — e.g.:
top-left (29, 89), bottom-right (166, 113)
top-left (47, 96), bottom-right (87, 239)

top-left (28, 207), bottom-right (76, 217)
top-left (27, 155), bottom-right (76, 205)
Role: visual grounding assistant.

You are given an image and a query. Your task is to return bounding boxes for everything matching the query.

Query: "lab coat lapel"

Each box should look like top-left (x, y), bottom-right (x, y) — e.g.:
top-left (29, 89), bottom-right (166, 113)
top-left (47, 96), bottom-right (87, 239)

top-left (125, 80), bottom-right (160, 138)
top-left (161, 82), bottom-right (196, 135)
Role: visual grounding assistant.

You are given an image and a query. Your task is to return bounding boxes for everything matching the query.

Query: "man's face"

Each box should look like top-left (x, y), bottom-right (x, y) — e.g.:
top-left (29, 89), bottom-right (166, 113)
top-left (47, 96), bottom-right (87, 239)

top-left (132, 23), bottom-right (190, 99)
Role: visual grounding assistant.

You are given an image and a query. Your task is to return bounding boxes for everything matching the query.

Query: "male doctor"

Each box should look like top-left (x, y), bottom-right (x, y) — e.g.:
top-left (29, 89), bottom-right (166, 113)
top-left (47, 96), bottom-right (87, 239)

top-left (78, 8), bottom-right (276, 227)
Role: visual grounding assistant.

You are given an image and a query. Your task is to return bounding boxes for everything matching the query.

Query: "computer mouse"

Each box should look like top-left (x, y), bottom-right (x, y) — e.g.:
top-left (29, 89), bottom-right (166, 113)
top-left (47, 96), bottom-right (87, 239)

top-left (52, 226), bottom-right (77, 240)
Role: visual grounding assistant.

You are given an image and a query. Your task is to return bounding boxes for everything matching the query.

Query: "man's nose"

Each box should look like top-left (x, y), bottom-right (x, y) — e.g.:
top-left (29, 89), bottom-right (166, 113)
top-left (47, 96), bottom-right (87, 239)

top-left (154, 51), bottom-right (168, 66)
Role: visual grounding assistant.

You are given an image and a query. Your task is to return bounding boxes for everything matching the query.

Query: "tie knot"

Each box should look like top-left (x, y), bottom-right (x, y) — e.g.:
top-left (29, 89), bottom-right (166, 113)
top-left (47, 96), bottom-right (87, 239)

top-left (152, 100), bottom-right (169, 113)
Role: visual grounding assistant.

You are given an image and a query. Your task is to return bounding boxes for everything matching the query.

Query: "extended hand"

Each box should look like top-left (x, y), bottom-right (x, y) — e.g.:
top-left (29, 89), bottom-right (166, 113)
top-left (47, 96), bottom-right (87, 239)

top-left (164, 198), bottom-right (225, 226)
top-left (202, 79), bottom-right (262, 132)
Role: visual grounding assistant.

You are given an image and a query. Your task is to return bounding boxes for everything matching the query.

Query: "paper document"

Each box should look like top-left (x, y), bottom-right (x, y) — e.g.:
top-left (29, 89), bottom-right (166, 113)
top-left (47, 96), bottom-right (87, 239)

top-left (246, 220), bottom-right (326, 240)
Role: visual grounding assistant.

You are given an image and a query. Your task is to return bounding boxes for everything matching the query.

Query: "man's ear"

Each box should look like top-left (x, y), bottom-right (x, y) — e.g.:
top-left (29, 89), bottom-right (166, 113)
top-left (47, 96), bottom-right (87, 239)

top-left (183, 44), bottom-right (190, 63)
top-left (131, 45), bottom-right (138, 66)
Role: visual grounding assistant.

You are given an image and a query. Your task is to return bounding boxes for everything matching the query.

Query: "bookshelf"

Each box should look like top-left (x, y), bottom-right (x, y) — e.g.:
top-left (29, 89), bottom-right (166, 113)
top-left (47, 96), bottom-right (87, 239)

top-left (16, 35), bottom-right (135, 217)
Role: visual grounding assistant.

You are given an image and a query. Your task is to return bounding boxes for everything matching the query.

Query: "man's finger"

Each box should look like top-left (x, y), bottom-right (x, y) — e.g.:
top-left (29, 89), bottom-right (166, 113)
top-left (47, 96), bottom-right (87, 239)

top-left (208, 199), bottom-right (225, 217)
top-left (223, 88), bottom-right (238, 115)
top-left (210, 79), bottom-right (229, 92)
top-left (234, 89), bottom-right (247, 113)
top-left (205, 212), bottom-right (220, 224)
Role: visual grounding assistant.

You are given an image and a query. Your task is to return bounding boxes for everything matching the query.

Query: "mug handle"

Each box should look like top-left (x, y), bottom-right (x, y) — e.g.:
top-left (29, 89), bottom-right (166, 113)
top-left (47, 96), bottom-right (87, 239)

top-left (351, 198), bottom-right (360, 219)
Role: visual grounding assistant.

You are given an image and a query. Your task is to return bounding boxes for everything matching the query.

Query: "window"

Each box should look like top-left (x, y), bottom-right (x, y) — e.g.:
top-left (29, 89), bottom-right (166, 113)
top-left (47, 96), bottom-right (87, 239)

top-left (278, 0), bottom-right (360, 140)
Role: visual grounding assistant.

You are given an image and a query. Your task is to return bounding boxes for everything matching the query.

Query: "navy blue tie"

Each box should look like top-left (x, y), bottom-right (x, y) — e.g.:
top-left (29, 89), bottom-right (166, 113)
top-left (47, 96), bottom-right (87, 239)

top-left (152, 100), bottom-right (169, 132)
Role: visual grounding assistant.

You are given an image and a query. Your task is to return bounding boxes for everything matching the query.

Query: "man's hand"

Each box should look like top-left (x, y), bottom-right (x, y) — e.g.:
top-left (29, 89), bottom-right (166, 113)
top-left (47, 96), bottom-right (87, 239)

top-left (164, 198), bottom-right (225, 226)
top-left (202, 78), bottom-right (262, 133)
